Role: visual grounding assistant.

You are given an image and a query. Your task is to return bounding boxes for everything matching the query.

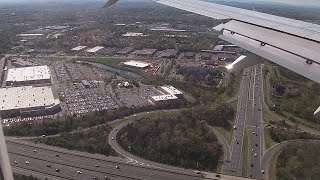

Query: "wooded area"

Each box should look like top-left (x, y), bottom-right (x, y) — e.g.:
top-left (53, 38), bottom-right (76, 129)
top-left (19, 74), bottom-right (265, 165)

top-left (4, 103), bottom-right (185, 137)
top-left (118, 105), bottom-right (234, 171)
top-left (34, 125), bottom-right (115, 156)
top-left (276, 142), bottom-right (320, 180)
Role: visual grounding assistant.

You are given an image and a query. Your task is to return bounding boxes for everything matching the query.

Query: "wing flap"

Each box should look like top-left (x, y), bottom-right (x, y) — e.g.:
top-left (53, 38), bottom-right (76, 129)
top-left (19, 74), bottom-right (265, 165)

top-left (221, 20), bottom-right (320, 63)
top-left (219, 30), bottom-right (320, 84)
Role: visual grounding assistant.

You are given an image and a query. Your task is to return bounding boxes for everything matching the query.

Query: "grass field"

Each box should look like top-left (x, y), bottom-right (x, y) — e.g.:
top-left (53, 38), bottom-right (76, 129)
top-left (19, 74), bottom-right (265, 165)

top-left (41, 56), bottom-right (70, 61)
top-left (242, 128), bottom-right (248, 177)
top-left (269, 150), bottom-right (280, 180)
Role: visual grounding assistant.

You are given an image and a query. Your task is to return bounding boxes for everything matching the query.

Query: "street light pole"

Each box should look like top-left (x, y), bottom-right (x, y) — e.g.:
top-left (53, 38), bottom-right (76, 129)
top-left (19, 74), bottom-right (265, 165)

top-left (0, 117), bottom-right (14, 180)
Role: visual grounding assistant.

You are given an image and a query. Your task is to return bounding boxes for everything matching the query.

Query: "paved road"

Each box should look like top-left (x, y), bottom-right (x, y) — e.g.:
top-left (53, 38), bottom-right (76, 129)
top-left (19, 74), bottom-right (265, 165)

top-left (109, 121), bottom-right (250, 180)
top-left (208, 126), bottom-right (230, 172)
top-left (261, 139), bottom-right (320, 180)
top-left (225, 68), bottom-right (251, 176)
top-left (7, 140), bottom-right (203, 180)
top-left (246, 65), bottom-right (264, 179)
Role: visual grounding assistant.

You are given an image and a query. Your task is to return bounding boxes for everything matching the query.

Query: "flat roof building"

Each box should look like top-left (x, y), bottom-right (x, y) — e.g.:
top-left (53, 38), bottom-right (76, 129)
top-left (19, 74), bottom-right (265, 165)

top-left (117, 47), bottom-right (134, 55)
top-left (86, 46), bottom-right (105, 53)
top-left (135, 49), bottom-right (157, 57)
top-left (159, 85), bottom-right (183, 98)
top-left (71, 46), bottom-right (87, 51)
top-left (0, 86), bottom-right (60, 118)
top-left (150, 94), bottom-right (179, 105)
top-left (122, 60), bottom-right (150, 69)
top-left (6, 65), bottom-right (51, 86)
top-left (160, 49), bottom-right (179, 58)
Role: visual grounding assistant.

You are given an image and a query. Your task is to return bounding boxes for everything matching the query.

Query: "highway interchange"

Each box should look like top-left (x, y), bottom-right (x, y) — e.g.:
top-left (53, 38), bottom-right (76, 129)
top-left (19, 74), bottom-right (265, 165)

top-left (4, 64), bottom-right (316, 180)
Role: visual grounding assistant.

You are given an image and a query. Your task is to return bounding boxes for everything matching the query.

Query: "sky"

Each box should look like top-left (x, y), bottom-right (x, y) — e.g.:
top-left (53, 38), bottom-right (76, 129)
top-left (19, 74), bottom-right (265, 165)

top-left (0, 0), bottom-right (319, 7)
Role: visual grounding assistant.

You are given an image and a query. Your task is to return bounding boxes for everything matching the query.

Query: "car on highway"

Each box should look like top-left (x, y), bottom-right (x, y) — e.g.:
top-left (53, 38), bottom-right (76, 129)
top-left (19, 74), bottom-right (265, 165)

top-left (56, 154), bottom-right (59, 157)
top-left (116, 166), bottom-right (120, 169)
top-left (252, 131), bottom-right (255, 134)
top-left (25, 161), bottom-right (30, 165)
top-left (95, 164), bottom-right (100, 167)
top-left (233, 125), bottom-right (237, 130)
top-left (33, 149), bottom-right (37, 153)
top-left (77, 170), bottom-right (82, 174)
top-left (55, 169), bottom-right (60, 172)
top-left (261, 169), bottom-right (265, 174)
top-left (42, 134), bottom-right (46, 137)
top-left (14, 161), bottom-right (18, 164)
top-left (93, 177), bottom-right (98, 179)
top-left (47, 164), bottom-right (52, 168)
top-left (254, 153), bottom-right (257, 157)
top-left (111, 137), bottom-right (114, 140)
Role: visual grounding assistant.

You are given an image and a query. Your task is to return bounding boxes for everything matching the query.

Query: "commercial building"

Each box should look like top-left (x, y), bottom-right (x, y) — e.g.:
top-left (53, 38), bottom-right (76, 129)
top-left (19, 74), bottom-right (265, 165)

top-left (71, 46), bottom-right (87, 51)
top-left (122, 60), bottom-right (150, 69)
top-left (159, 85), bottom-right (183, 98)
top-left (86, 46), bottom-right (105, 53)
top-left (0, 86), bottom-right (61, 118)
top-left (6, 66), bottom-right (51, 86)
top-left (150, 94), bottom-right (179, 105)
top-left (135, 49), bottom-right (157, 57)
top-left (117, 47), bottom-right (134, 56)
top-left (160, 49), bottom-right (179, 58)
top-left (122, 32), bottom-right (146, 37)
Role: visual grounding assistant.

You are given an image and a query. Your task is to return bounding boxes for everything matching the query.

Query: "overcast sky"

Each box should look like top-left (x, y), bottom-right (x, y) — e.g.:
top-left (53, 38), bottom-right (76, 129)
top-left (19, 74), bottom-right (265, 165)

top-left (0, 0), bottom-right (319, 7)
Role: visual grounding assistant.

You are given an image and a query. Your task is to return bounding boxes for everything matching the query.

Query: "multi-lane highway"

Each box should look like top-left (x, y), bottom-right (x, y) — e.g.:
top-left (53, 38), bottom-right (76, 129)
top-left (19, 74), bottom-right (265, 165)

top-left (226, 67), bottom-right (251, 176)
top-left (7, 140), bottom-right (204, 180)
top-left (246, 65), bottom-right (264, 179)
top-left (226, 65), bottom-right (264, 179)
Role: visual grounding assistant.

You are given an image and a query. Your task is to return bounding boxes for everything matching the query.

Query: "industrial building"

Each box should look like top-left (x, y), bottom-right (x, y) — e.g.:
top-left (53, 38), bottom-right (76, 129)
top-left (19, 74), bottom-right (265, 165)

top-left (122, 60), bottom-right (150, 69)
top-left (0, 86), bottom-right (61, 118)
top-left (6, 66), bottom-right (51, 86)
top-left (159, 85), bottom-right (183, 98)
top-left (150, 94), bottom-right (179, 105)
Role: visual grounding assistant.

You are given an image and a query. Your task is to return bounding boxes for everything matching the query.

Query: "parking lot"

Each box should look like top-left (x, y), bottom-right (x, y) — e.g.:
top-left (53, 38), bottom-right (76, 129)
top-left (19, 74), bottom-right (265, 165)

top-left (59, 81), bottom-right (119, 116)
top-left (115, 85), bottom-right (162, 107)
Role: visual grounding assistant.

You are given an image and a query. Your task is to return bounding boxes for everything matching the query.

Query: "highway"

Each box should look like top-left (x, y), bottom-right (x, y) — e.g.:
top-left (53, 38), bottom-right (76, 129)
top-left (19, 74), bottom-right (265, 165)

top-left (7, 140), bottom-right (204, 180)
top-left (225, 65), bottom-right (264, 179)
top-left (246, 65), bottom-right (264, 179)
top-left (225, 67), bottom-right (251, 176)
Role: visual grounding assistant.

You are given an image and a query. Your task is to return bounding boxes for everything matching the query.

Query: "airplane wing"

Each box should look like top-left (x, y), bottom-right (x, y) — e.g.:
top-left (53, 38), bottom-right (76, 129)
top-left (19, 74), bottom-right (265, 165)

top-left (152, 0), bottom-right (320, 84)
top-left (106, 0), bottom-right (320, 114)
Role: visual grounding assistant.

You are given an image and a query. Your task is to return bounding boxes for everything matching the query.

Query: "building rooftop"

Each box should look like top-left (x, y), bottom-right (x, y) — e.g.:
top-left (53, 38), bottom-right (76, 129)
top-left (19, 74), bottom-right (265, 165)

top-left (136, 49), bottom-right (157, 56)
top-left (151, 94), bottom-right (178, 101)
top-left (117, 47), bottom-right (134, 55)
top-left (71, 46), bottom-right (87, 51)
top-left (160, 85), bottom-right (183, 95)
top-left (86, 46), bottom-right (105, 53)
top-left (160, 49), bottom-right (179, 58)
top-left (6, 65), bottom-right (51, 83)
top-left (0, 86), bottom-right (58, 111)
top-left (123, 60), bottom-right (150, 68)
